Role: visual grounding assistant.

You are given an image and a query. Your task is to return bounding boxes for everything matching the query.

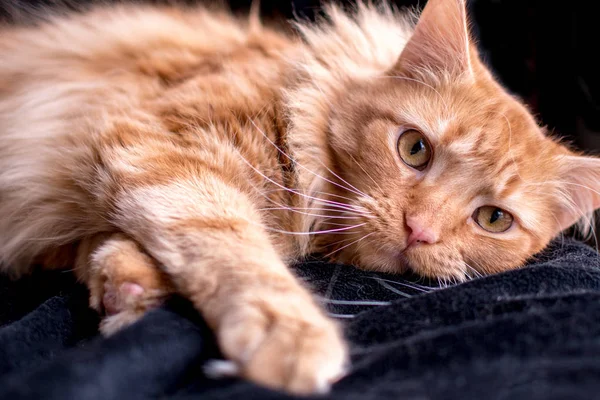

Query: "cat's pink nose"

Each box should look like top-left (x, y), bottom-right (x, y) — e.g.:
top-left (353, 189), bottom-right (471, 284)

top-left (405, 216), bottom-right (438, 247)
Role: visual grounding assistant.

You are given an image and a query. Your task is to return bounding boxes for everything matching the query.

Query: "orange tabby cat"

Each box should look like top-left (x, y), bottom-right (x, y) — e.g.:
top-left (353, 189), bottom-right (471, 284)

top-left (1, 0), bottom-right (599, 394)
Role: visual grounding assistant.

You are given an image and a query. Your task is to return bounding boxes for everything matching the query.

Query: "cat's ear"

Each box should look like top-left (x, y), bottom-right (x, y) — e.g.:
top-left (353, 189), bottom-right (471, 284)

top-left (394, 0), bottom-right (474, 79)
top-left (554, 155), bottom-right (600, 233)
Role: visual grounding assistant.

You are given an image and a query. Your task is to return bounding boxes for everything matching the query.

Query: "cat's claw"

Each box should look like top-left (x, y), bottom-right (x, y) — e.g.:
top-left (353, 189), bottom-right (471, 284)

top-left (203, 360), bottom-right (240, 379)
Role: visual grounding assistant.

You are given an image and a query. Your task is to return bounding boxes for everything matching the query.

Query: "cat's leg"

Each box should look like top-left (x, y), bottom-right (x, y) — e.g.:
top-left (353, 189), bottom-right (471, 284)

top-left (75, 233), bottom-right (173, 335)
top-left (111, 179), bottom-right (347, 394)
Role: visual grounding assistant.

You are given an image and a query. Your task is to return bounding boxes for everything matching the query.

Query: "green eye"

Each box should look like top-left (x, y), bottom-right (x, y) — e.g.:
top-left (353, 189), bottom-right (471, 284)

top-left (474, 206), bottom-right (513, 233)
top-left (397, 129), bottom-right (432, 170)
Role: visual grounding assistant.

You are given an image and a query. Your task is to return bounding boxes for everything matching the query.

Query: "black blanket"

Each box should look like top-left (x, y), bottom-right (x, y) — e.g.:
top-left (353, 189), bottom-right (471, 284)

top-left (1, 238), bottom-right (600, 399)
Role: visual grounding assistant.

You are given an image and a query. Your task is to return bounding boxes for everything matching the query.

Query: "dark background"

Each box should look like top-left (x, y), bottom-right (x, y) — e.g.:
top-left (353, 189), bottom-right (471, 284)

top-left (2, 0), bottom-right (598, 152)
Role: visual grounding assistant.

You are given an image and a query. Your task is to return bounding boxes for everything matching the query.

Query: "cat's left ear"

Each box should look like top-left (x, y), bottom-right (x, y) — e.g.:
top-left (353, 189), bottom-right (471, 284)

top-left (554, 155), bottom-right (600, 233)
top-left (394, 0), bottom-right (475, 79)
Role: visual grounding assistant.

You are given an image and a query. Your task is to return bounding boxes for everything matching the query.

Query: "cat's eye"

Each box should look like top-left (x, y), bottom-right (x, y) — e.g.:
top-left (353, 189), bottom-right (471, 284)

top-left (474, 206), bottom-right (514, 233)
top-left (397, 129), bottom-right (432, 171)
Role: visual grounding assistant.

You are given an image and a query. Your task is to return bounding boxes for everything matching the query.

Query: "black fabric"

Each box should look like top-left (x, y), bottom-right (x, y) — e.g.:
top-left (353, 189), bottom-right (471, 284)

top-left (1, 239), bottom-right (600, 399)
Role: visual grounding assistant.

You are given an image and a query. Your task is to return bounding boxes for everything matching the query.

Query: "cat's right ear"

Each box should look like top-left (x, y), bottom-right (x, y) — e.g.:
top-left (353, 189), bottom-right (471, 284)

top-left (393, 0), bottom-right (475, 79)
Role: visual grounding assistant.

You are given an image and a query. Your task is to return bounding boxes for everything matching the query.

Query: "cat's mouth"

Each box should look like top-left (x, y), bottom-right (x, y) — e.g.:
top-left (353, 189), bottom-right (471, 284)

top-left (399, 238), bottom-right (430, 260)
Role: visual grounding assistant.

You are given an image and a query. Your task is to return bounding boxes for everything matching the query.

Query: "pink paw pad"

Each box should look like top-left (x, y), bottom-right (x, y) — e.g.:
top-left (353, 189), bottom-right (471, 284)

top-left (102, 281), bottom-right (145, 315)
top-left (121, 282), bottom-right (145, 297)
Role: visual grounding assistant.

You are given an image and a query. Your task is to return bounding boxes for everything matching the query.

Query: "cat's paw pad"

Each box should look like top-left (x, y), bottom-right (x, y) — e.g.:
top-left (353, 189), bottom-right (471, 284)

top-left (217, 295), bottom-right (348, 394)
top-left (99, 280), bottom-right (165, 336)
top-left (102, 281), bottom-right (145, 315)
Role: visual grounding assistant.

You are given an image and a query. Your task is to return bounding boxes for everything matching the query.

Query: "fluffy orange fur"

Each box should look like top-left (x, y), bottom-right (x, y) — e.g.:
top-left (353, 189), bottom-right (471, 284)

top-left (1, 0), bottom-right (599, 394)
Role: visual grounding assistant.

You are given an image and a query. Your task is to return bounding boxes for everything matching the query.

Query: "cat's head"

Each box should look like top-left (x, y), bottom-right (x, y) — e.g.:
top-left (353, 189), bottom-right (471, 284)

top-left (289, 0), bottom-right (600, 280)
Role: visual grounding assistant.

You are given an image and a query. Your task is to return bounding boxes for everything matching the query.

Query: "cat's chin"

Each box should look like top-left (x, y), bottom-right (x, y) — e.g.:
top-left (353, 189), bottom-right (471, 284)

top-left (346, 250), bottom-right (411, 275)
top-left (327, 235), bottom-right (470, 280)
top-left (352, 247), bottom-right (470, 283)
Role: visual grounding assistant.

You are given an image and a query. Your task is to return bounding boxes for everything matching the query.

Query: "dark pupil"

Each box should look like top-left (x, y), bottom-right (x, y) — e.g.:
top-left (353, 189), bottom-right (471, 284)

top-left (410, 140), bottom-right (424, 155)
top-left (490, 209), bottom-right (502, 224)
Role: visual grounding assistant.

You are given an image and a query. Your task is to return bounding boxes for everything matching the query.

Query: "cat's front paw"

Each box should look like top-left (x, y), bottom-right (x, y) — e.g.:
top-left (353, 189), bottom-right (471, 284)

top-left (216, 290), bottom-right (348, 394)
top-left (98, 281), bottom-right (164, 336)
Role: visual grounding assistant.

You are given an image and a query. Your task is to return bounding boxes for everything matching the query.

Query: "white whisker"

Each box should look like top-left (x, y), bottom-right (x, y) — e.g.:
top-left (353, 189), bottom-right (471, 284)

top-left (312, 191), bottom-right (366, 206)
top-left (369, 276), bottom-right (433, 293)
top-left (324, 232), bottom-right (376, 258)
top-left (328, 313), bottom-right (356, 319)
top-left (262, 223), bottom-right (367, 236)
top-left (348, 153), bottom-right (384, 193)
top-left (259, 203), bottom-right (368, 215)
top-left (319, 298), bottom-right (391, 306)
top-left (237, 150), bottom-right (371, 214)
top-left (318, 160), bottom-right (373, 200)
top-left (322, 221), bottom-right (368, 227)
top-left (375, 279), bottom-right (412, 298)
top-left (249, 119), bottom-right (370, 199)
top-left (261, 188), bottom-right (370, 212)
top-left (463, 262), bottom-right (483, 279)
top-left (257, 207), bottom-right (365, 220)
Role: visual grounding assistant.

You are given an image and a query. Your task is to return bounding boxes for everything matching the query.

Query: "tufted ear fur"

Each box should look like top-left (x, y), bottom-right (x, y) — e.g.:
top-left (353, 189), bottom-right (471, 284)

top-left (394, 0), bottom-right (474, 79)
top-left (554, 155), bottom-right (600, 233)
